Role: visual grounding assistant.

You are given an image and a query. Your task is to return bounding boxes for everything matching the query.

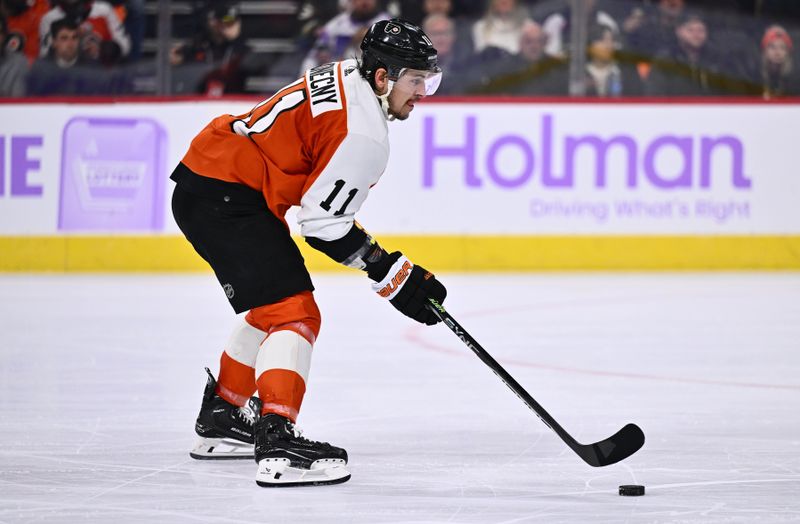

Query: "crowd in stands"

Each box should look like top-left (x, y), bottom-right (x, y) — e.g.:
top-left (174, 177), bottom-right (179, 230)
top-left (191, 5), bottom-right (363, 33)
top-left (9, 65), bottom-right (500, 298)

top-left (1, 0), bottom-right (799, 98)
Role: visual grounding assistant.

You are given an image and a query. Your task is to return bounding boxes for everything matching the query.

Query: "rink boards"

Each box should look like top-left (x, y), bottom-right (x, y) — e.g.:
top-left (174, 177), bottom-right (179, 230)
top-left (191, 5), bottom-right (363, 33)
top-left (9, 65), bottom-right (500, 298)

top-left (0, 98), bottom-right (798, 270)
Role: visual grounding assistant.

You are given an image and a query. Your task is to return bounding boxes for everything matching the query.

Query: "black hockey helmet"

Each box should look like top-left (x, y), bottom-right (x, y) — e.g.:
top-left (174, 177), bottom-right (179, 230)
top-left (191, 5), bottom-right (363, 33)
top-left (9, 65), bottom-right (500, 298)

top-left (359, 18), bottom-right (441, 90)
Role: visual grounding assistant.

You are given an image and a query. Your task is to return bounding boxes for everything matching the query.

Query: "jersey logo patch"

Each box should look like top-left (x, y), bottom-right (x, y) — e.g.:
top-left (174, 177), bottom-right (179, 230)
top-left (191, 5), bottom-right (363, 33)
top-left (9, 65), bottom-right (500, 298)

top-left (306, 62), bottom-right (343, 118)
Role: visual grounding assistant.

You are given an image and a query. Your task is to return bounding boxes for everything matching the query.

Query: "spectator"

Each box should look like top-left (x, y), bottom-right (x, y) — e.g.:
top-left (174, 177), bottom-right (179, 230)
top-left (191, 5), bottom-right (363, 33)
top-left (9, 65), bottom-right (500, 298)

top-left (416, 0), bottom-right (473, 54)
top-left (396, 0), bottom-right (485, 22)
top-left (541, 0), bottom-right (620, 59)
top-left (170, 4), bottom-right (252, 95)
top-left (1, 12), bottom-right (28, 96)
top-left (27, 17), bottom-right (110, 95)
top-left (623, 0), bottom-right (687, 61)
top-left (584, 24), bottom-right (643, 97)
top-left (423, 0), bottom-right (452, 18)
top-left (757, 25), bottom-right (800, 98)
top-left (396, 0), bottom-right (453, 25)
top-left (300, 0), bottom-right (390, 73)
top-left (1, 0), bottom-right (49, 63)
top-left (472, 0), bottom-right (530, 55)
top-left (475, 19), bottom-right (568, 95)
top-left (422, 13), bottom-right (471, 94)
top-left (39, 0), bottom-right (130, 66)
top-left (646, 12), bottom-right (722, 95)
top-left (295, 0), bottom-right (341, 54)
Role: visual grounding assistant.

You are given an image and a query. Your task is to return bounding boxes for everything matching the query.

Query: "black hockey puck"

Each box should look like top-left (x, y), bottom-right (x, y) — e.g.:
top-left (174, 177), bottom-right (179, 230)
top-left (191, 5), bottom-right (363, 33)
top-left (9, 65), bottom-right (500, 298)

top-left (619, 485), bottom-right (645, 496)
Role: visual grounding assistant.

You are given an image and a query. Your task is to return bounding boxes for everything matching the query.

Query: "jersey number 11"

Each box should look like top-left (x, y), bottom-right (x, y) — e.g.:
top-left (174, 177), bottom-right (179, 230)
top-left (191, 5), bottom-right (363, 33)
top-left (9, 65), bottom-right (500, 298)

top-left (319, 179), bottom-right (358, 216)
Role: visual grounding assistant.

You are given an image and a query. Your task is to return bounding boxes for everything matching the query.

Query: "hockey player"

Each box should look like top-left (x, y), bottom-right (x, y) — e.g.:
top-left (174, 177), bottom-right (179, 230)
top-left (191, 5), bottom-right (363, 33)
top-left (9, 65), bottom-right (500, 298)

top-left (171, 19), bottom-right (447, 487)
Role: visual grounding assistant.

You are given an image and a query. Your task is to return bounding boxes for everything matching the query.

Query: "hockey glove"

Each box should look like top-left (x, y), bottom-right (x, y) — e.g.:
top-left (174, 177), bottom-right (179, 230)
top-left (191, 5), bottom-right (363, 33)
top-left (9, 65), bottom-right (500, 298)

top-left (370, 252), bottom-right (446, 325)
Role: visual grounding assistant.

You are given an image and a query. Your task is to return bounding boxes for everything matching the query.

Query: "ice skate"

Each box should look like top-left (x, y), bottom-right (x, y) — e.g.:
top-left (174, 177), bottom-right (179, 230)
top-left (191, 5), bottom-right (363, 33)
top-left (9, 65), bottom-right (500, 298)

top-left (254, 413), bottom-right (350, 487)
top-left (190, 367), bottom-right (260, 460)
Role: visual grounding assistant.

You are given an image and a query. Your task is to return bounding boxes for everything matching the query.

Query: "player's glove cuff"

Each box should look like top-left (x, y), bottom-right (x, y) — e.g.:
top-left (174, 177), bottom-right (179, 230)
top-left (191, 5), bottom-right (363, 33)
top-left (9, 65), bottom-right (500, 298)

top-left (370, 252), bottom-right (446, 325)
top-left (370, 253), bottom-right (413, 299)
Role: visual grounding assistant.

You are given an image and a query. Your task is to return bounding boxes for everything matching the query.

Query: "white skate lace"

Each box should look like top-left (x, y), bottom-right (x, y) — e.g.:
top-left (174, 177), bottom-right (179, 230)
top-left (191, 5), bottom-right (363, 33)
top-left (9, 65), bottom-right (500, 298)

top-left (236, 405), bottom-right (256, 426)
top-left (287, 422), bottom-right (305, 440)
top-left (286, 422), bottom-right (329, 446)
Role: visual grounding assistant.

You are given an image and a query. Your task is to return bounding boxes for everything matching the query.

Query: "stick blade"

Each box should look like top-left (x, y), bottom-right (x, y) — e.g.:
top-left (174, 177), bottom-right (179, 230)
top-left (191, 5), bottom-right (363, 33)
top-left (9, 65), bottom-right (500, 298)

top-left (579, 423), bottom-right (645, 467)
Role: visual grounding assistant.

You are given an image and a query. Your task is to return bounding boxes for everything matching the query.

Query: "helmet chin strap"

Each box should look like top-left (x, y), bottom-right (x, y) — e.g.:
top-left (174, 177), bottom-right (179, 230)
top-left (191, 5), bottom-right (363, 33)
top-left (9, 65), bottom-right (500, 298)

top-left (378, 79), bottom-right (396, 121)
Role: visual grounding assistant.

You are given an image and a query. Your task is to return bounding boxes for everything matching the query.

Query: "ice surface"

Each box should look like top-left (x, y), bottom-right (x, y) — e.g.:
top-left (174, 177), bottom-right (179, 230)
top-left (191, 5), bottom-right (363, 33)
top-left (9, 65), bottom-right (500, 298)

top-left (1, 273), bottom-right (799, 523)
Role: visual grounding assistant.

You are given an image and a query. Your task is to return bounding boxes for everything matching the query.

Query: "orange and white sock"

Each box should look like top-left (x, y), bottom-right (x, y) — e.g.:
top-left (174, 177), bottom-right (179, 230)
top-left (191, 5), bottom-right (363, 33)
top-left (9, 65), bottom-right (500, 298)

top-left (255, 327), bottom-right (314, 423)
top-left (216, 318), bottom-right (267, 407)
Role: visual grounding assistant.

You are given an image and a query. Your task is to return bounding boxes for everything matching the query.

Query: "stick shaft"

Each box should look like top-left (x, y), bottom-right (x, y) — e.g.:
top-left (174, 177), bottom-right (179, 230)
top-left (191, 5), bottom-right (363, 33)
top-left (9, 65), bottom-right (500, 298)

top-left (427, 299), bottom-right (646, 467)
top-left (427, 299), bottom-right (581, 449)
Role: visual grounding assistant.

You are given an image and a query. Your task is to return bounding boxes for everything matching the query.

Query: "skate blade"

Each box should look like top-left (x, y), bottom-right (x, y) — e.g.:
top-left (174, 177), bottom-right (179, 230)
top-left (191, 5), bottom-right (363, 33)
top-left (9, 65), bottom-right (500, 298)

top-left (190, 437), bottom-right (254, 460)
top-left (255, 458), bottom-right (351, 487)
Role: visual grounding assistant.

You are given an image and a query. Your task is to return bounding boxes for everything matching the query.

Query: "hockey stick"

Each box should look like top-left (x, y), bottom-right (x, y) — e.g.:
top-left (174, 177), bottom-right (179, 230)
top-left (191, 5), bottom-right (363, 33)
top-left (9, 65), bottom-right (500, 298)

top-left (427, 298), bottom-right (645, 467)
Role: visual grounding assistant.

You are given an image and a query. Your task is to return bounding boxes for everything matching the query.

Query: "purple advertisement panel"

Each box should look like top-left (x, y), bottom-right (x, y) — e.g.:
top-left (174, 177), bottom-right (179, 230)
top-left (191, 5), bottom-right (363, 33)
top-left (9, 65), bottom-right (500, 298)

top-left (58, 117), bottom-right (166, 231)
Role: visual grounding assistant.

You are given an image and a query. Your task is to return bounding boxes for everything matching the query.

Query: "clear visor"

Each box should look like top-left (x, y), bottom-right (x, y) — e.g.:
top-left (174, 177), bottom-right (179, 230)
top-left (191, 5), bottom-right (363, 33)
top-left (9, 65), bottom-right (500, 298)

top-left (391, 67), bottom-right (443, 97)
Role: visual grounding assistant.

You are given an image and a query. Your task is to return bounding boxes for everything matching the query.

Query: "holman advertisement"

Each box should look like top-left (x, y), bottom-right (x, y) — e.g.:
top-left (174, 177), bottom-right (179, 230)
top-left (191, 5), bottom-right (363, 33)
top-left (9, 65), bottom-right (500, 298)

top-left (0, 99), bottom-right (798, 269)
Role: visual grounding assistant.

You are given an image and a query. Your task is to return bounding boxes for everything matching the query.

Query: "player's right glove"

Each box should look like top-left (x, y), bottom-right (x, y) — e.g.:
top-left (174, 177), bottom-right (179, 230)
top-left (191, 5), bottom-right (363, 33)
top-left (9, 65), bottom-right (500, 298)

top-left (369, 252), bottom-right (446, 325)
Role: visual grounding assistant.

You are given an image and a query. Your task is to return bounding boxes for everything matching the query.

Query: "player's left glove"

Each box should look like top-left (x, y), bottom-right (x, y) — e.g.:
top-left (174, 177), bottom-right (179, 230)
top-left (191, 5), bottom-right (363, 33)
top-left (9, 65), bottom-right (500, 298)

top-left (369, 252), bottom-right (446, 325)
top-left (304, 225), bottom-right (446, 324)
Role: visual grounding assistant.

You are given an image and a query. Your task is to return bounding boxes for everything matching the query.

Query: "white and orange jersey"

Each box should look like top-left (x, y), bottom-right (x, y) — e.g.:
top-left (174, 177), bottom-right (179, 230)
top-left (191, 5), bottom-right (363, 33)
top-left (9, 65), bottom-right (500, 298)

top-left (182, 59), bottom-right (390, 242)
top-left (39, 1), bottom-right (130, 58)
top-left (6, 0), bottom-right (50, 63)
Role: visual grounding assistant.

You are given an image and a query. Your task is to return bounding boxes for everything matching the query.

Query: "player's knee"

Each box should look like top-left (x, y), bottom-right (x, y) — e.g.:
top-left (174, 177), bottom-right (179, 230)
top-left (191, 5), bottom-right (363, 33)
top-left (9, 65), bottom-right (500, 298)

top-left (246, 291), bottom-right (321, 344)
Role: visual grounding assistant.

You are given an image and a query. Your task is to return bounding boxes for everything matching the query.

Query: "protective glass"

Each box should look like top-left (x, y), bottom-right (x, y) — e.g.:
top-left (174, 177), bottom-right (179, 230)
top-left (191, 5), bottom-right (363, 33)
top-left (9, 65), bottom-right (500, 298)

top-left (392, 67), bottom-right (443, 97)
